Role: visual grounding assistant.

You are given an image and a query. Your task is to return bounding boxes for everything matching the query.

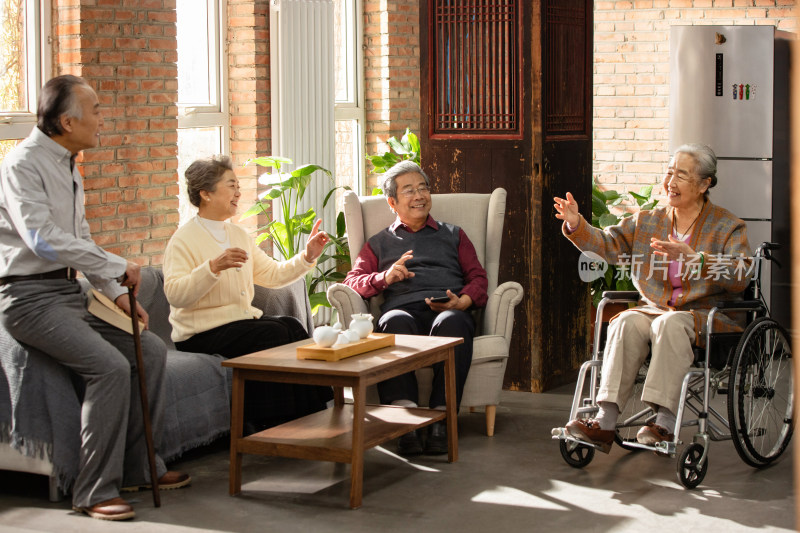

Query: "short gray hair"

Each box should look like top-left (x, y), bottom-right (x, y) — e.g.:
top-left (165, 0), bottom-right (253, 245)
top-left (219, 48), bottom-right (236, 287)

top-left (381, 161), bottom-right (430, 199)
top-left (185, 155), bottom-right (233, 207)
top-left (673, 143), bottom-right (718, 199)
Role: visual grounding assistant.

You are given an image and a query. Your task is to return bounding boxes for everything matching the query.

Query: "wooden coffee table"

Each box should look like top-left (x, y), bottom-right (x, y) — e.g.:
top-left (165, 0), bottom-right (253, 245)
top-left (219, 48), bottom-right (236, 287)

top-left (221, 334), bottom-right (463, 509)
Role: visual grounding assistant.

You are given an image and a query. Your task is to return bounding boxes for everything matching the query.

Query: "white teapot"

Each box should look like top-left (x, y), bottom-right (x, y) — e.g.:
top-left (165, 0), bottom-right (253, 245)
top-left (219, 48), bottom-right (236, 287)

top-left (312, 326), bottom-right (339, 348)
top-left (349, 313), bottom-right (374, 339)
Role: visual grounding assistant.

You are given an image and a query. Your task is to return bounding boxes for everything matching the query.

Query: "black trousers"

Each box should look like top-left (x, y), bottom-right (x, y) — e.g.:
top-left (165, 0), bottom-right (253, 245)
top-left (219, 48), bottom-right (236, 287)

top-left (176, 316), bottom-right (333, 429)
top-left (377, 301), bottom-right (474, 409)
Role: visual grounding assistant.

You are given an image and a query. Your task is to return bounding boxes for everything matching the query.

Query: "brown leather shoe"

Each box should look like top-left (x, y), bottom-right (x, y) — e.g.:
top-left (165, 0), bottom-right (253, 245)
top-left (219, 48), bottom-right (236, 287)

top-left (121, 471), bottom-right (191, 492)
top-left (565, 418), bottom-right (615, 453)
top-left (72, 497), bottom-right (135, 521)
top-left (636, 422), bottom-right (674, 445)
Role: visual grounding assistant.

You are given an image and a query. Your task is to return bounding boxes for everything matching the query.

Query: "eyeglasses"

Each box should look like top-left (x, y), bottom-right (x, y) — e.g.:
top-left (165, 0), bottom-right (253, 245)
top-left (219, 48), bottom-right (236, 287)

top-left (398, 185), bottom-right (431, 198)
top-left (666, 170), bottom-right (701, 184)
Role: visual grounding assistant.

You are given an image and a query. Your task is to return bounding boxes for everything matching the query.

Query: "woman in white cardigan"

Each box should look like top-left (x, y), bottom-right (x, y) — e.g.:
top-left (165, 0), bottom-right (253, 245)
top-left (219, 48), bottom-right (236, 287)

top-left (163, 155), bottom-right (332, 432)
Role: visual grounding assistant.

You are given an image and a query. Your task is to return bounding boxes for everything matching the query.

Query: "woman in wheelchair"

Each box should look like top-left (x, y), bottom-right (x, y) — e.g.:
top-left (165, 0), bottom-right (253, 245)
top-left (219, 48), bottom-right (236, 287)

top-left (553, 143), bottom-right (753, 453)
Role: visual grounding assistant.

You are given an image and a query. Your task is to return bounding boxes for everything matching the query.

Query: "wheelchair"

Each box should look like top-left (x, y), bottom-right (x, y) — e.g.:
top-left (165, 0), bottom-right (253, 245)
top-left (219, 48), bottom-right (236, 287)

top-left (551, 242), bottom-right (793, 488)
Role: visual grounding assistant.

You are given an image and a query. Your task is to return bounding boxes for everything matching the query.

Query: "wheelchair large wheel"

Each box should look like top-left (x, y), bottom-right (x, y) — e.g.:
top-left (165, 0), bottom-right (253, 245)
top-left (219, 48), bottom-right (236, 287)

top-left (677, 442), bottom-right (708, 489)
top-left (728, 317), bottom-right (793, 467)
top-left (615, 363), bottom-right (650, 450)
top-left (559, 439), bottom-right (595, 468)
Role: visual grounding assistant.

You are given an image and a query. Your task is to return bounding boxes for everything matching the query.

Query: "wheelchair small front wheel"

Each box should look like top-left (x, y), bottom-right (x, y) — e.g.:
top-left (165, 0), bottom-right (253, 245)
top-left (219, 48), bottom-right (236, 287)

top-left (559, 439), bottom-right (595, 468)
top-left (677, 443), bottom-right (708, 489)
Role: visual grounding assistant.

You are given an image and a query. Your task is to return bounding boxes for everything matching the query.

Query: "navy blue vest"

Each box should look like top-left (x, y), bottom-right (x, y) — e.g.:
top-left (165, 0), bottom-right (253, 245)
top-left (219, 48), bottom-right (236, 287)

top-left (367, 221), bottom-right (465, 313)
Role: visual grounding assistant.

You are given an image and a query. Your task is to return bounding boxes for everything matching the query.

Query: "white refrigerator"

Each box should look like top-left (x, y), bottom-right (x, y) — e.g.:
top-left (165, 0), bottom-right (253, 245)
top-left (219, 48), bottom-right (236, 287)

top-left (669, 25), bottom-right (793, 329)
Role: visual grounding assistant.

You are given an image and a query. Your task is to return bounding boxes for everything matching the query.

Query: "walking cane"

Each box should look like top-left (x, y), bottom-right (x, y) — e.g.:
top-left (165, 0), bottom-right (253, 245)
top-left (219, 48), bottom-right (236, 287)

top-left (128, 287), bottom-right (161, 507)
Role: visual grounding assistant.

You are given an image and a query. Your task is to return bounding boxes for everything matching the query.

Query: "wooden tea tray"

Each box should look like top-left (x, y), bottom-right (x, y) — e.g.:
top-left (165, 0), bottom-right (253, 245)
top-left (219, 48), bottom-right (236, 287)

top-left (296, 333), bottom-right (395, 361)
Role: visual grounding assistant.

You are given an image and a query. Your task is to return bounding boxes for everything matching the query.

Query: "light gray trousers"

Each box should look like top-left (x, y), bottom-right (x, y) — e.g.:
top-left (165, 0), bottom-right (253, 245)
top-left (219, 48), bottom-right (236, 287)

top-left (0, 279), bottom-right (168, 508)
top-left (597, 309), bottom-right (696, 414)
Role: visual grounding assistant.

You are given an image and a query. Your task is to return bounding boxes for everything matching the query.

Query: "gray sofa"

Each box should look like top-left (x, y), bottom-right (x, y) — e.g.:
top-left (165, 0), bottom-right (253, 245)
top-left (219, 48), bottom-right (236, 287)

top-left (0, 267), bottom-right (312, 501)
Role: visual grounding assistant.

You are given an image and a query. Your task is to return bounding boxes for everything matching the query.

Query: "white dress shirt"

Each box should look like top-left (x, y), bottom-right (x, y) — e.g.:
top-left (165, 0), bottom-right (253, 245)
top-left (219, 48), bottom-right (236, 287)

top-left (0, 127), bottom-right (127, 299)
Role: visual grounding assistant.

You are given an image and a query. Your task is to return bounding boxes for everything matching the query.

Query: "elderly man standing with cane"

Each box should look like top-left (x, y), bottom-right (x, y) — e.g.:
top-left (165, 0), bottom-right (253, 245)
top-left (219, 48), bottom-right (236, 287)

top-left (0, 75), bottom-right (189, 521)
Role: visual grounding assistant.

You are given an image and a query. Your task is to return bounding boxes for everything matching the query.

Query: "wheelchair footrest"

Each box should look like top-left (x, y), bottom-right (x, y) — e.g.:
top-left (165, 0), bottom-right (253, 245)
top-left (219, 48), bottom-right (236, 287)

top-left (621, 440), bottom-right (678, 456)
top-left (551, 427), bottom-right (612, 454)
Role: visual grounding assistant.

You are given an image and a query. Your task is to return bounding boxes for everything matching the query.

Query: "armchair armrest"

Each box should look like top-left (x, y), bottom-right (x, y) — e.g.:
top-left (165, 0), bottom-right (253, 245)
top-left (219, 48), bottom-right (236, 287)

top-left (481, 281), bottom-right (524, 343)
top-left (327, 283), bottom-right (369, 327)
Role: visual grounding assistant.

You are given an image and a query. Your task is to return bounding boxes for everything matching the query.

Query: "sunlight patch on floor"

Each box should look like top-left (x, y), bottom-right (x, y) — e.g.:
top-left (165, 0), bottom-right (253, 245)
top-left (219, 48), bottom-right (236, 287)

top-left (471, 486), bottom-right (569, 511)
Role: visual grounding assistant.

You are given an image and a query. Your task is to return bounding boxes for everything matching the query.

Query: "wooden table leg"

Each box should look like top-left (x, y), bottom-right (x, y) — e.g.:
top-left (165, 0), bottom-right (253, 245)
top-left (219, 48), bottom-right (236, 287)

top-left (334, 386), bottom-right (345, 407)
top-left (349, 381), bottom-right (366, 509)
top-left (229, 370), bottom-right (244, 495)
top-left (444, 346), bottom-right (459, 462)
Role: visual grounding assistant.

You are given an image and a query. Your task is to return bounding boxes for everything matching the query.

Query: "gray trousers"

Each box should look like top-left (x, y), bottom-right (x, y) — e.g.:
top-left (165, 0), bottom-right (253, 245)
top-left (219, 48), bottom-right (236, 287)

top-left (0, 279), bottom-right (168, 508)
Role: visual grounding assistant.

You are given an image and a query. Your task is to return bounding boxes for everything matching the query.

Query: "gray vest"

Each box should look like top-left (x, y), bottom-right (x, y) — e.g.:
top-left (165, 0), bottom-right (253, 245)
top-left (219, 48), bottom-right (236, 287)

top-left (367, 221), bottom-right (465, 312)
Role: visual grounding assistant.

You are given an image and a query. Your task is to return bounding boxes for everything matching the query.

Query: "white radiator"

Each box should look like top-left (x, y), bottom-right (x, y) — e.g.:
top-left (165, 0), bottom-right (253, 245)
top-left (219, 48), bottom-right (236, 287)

top-left (269, 0), bottom-right (335, 324)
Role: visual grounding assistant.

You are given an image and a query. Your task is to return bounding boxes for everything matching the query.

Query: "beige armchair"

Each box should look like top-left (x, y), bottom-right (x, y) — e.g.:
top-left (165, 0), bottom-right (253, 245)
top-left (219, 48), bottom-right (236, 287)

top-left (327, 188), bottom-right (523, 436)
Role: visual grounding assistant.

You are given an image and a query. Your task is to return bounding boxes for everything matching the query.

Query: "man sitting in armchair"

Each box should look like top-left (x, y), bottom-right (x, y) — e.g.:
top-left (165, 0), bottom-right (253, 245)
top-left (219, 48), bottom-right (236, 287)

top-left (343, 161), bottom-right (487, 455)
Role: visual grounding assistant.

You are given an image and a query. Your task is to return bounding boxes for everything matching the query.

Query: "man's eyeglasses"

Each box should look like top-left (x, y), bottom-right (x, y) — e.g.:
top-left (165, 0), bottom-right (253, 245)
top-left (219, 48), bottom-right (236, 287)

top-left (398, 185), bottom-right (431, 198)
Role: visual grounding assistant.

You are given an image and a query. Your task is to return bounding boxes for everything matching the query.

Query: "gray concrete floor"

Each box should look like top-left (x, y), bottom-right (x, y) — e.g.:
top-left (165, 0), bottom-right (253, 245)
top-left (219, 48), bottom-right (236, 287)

top-left (0, 386), bottom-right (794, 532)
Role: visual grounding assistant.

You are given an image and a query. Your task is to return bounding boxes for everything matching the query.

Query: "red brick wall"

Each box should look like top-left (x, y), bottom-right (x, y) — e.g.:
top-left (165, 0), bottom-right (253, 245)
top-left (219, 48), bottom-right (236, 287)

top-left (227, 0), bottom-right (271, 234)
top-left (593, 1), bottom-right (797, 208)
top-left (55, 0), bottom-right (179, 266)
top-left (363, 0), bottom-right (421, 190)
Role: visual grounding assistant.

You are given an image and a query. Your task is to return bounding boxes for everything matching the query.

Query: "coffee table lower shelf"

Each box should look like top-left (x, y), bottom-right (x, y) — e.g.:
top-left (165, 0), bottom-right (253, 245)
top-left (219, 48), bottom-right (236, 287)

top-left (236, 404), bottom-right (446, 463)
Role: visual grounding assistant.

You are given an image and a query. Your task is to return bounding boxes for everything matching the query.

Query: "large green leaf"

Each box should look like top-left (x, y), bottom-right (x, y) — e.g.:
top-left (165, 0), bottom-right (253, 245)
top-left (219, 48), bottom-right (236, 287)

top-left (336, 211), bottom-right (346, 238)
top-left (298, 209), bottom-right (317, 233)
top-left (291, 164), bottom-right (332, 179)
top-left (404, 128), bottom-right (421, 155)
top-left (591, 195), bottom-right (609, 216)
top-left (239, 202), bottom-right (267, 220)
top-left (254, 231), bottom-right (271, 245)
top-left (388, 136), bottom-right (409, 155)
top-left (258, 187), bottom-right (286, 201)
top-left (599, 213), bottom-right (619, 228)
top-left (308, 292), bottom-right (331, 315)
top-left (246, 156), bottom-right (292, 169)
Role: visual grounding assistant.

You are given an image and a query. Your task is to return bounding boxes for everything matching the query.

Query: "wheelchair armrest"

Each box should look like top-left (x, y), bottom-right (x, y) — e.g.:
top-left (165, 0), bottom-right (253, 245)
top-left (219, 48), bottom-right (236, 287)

top-left (713, 300), bottom-right (764, 311)
top-left (600, 291), bottom-right (640, 302)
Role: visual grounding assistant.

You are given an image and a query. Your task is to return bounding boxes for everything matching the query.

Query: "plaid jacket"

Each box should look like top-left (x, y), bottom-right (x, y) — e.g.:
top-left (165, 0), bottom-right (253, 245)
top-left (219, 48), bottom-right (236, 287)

top-left (565, 201), bottom-right (753, 346)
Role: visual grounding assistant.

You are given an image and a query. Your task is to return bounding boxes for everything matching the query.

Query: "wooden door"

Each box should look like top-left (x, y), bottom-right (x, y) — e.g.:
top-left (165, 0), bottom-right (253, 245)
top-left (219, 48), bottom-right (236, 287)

top-left (420, 0), bottom-right (592, 391)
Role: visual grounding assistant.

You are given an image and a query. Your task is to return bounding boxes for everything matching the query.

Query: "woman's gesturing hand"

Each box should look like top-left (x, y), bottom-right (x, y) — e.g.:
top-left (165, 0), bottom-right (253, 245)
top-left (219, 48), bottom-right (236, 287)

top-left (303, 219), bottom-right (329, 263)
top-left (553, 192), bottom-right (581, 229)
top-left (209, 247), bottom-right (249, 274)
top-left (650, 235), bottom-right (696, 262)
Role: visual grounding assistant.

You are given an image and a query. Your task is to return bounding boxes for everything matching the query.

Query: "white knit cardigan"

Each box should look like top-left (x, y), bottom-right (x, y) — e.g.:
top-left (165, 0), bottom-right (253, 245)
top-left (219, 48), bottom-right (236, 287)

top-left (163, 218), bottom-right (315, 342)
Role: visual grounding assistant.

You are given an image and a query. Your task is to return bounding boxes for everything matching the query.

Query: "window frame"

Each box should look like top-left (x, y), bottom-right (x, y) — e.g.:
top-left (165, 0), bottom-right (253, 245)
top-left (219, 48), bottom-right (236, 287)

top-left (176, 0), bottom-right (229, 154)
top-left (334, 0), bottom-right (365, 194)
top-left (0, 0), bottom-right (52, 141)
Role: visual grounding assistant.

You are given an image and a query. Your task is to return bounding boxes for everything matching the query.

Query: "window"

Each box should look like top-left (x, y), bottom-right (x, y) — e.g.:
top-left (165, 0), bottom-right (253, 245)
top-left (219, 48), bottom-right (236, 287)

top-left (429, 0), bottom-right (522, 139)
top-left (0, 0), bottom-right (50, 159)
top-left (334, 0), bottom-right (364, 195)
top-left (176, 0), bottom-right (228, 224)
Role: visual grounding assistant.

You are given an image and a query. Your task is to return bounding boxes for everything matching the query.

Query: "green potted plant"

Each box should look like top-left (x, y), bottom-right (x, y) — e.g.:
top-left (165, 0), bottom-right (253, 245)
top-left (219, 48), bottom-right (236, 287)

top-left (589, 181), bottom-right (658, 307)
top-left (240, 156), bottom-right (350, 314)
top-left (366, 128), bottom-right (420, 178)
